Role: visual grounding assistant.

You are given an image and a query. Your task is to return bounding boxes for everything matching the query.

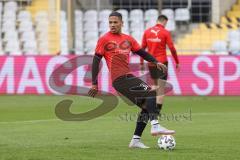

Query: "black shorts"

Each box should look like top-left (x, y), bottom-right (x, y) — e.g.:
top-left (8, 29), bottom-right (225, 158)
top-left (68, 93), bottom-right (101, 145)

top-left (112, 74), bottom-right (156, 107)
top-left (148, 62), bottom-right (168, 80)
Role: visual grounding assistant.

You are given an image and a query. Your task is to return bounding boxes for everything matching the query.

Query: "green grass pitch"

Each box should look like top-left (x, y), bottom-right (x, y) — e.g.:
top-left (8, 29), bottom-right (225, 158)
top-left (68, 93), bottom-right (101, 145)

top-left (0, 96), bottom-right (240, 160)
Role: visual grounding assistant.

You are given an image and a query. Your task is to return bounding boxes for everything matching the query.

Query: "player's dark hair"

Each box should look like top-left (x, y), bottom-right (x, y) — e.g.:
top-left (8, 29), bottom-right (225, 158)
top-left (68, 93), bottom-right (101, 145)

top-left (109, 11), bottom-right (122, 21)
top-left (157, 15), bottom-right (168, 22)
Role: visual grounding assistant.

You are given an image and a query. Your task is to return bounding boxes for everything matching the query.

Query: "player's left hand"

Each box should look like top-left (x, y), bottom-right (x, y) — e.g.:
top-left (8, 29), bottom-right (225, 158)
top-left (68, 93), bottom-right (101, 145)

top-left (140, 64), bottom-right (145, 74)
top-left (176, 64), bottom-right (180, 72)
top-left (156, 62), bottom-right (167, 73)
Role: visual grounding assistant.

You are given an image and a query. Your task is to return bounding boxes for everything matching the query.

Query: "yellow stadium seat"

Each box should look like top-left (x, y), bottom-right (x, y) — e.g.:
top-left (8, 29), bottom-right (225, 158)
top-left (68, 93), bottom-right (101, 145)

top-left (199, 23), bottom-right (210, 30)
top-left (221, 17), bottom-right (240, 25)
top-left (232, 4), bottom-right (240, 11)
top-left (174, 0), bottom-right (239, 52)
top-left (227, 11), bottom-right (240, 17)
top-left (221, 17), bottom-right (229, 24)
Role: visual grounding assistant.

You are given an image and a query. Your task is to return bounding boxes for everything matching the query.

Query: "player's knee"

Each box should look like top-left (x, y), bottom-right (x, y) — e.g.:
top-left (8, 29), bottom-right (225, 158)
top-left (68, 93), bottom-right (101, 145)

top-left (151, 85), bottom-right (158, 90)
top-left (157, 96), bottom-right (164, 104)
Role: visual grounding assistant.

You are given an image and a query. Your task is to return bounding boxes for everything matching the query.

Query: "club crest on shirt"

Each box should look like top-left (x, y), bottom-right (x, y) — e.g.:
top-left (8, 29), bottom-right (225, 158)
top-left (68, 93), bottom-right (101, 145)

top-left (104, 40), bottom-right (131, 52)
top-left (119, 40), bottom-right (131, 50)
top-left (104, 41), bottom-right (117, 51)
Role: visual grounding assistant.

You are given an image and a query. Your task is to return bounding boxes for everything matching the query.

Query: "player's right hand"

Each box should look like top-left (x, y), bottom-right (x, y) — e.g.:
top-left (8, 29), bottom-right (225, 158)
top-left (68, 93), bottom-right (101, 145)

top-left (156, 62), bottom-right (167, 73)
top-left (176, 63), bottom-right (180, 72)
top-left (88, 85), bottom-right (98, 97)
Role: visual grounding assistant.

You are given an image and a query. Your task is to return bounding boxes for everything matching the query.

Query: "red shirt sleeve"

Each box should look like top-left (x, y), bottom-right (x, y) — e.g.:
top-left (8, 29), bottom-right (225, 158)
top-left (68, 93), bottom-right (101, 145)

top-left (166, 32), bottom-right (179, 64)
top-left (95, 37), bottom-right (105, 56)
top-left (129, 36), bottom-right (141, 53)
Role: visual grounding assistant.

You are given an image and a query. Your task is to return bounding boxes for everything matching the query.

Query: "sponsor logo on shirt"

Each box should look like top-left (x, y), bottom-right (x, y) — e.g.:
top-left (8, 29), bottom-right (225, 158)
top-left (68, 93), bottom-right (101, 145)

top-left (148, 29), bottom-right (161, 42)
top-left (147, 38), bottom-right (161, 42)
top-left (151, 29), bottom-right (160, 36)
top-left (104, 40), bottom-right (131, 52)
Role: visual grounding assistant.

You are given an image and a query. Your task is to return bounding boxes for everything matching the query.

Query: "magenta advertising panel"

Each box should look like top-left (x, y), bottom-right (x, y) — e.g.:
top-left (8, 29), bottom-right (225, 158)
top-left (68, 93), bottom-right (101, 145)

top-left (0, 55), bottom-right (239, 96)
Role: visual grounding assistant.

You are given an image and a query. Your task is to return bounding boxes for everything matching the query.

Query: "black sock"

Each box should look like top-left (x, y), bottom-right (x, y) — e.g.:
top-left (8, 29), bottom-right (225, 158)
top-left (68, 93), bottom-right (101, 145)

top-left (145, 97), bottom-right (158, 121)
top-left (157, 104), bottom-right (163, 116)
top-left (134, 109), bottom-right (149, 137)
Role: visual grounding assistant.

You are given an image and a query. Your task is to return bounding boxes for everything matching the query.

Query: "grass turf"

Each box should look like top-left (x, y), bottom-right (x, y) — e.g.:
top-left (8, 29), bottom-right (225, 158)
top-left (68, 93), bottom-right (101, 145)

top-left (0, 96), bottom-right (240, 160)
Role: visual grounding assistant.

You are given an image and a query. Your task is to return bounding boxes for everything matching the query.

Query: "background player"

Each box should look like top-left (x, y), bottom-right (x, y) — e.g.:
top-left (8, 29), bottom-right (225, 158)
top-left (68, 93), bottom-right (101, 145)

top-left (140, 15), bottom-right (180, 121)
top-left (88, 12), bottom-right (175, 149)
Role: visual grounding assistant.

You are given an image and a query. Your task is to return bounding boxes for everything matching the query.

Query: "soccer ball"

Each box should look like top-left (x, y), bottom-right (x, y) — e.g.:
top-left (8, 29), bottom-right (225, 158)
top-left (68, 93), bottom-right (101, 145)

top-left (157, 135), bottom-right (176, 150)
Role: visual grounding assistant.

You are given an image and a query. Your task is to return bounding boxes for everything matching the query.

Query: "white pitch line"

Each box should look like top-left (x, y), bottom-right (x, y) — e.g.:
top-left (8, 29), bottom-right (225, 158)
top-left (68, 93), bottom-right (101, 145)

top-left (0, 119), bottom-right (60, 124)
top-left (0, 112), bottom-right (239, 124)
top-left (0, 117), bottom-right (114, 124)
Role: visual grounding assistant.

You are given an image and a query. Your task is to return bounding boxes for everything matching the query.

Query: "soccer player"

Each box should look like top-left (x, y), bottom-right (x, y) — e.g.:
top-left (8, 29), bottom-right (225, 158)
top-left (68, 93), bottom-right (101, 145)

top-left (140, 14), bottom-right (180, 121)
top-left (88, 12), bottom-right (175, 149)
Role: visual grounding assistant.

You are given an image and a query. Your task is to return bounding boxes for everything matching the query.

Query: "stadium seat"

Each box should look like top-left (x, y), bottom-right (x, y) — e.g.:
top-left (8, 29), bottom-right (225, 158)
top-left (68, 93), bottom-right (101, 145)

top-left (61, 10), bottom-right (66, 19)
top-left (0, 41), bottom-right (4, 55)
top-left (75, 40), bottom-right (84, 53)
top-left (99, 9), bottom-right (112, 22)
top-left (3, 11), bottom-right (16, 22)
top-left (3, 31), bottom-right (19, 42)
top-left (229, 41), bottom-right (240, 54)
top-left (83, 21), bottom-right (98, 32)
top-left (227, 30), bottom-right (240, 42)
top-left (116, 9), bottom-right (129, 21)
top-left (145, 9), bottom-right (158, 21)
top-left (18, 20), bottom-right (33, 33)
top-left (38, 41), bottom-right (49, 55)
top-left (130, 21), bottom-right (144, 32)
top-left (131, 31), bottom-right (143, 43)
top-left (60, 41), bottom-right (68, 55)
top-left (37, 32), bottom-right (49, 43)
top-left (84, 10), bottom-right (98, 21)
top-left (20, 31), bottom-right (36, 42)
top-left (227, 11), bottom-right (240, 17)
top-left (200, 51), bottom-right (214, 55)
top-left (17, 10), bottom-right (32, 22)
top-left (99, 21), bottom-right (109, 33)
top-left (161, 9), bottom-right (174, 20)
top-left (0, 2), bottom-right (2, 11)
top-left (146, 20), bottom-right (156, 28)
top-left (85, 40), bottom-right (97, 54)
top-left (165, 19), bottom-right (176, 31)
top-left (75, 30), bottom-right (83, 40)
top-left (175, 8), bottom-right (190, 22)
top-left (212, 41), bottom-right (228, 54)
top-left (4, 1), bottom-right (18, 12)
top-left (84, 31), bottom-right (98, 42)
top-left (35, 11), bottom-right (48, 23)
top-left (5, 40), bottom-right (21, 55)
top-left (75, 10), bottom-right (83, 21)
top-left (60, 11), bottom-right (68, 55)
top-left (35, 20), bottom-right (49, 33)
top-left (130, 9), bottom-right (144, 22)
top-left (75, 10), bottom-right (84, 53)
top-left (75, 20), bottom-right (83, 30)
top-left (2, 20), bottom-right (16, 28)
top-left (2, 25), bottom-right (16, 33)
top-left (23, 41), bottom-right (38, 55)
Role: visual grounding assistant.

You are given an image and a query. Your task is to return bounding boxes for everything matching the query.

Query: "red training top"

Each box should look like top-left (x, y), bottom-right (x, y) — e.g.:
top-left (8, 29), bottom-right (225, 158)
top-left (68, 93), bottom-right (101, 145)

top-left (141, 24), bottom-right (179, 65)
top-left (95, 31), bottom-right (141, 82)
